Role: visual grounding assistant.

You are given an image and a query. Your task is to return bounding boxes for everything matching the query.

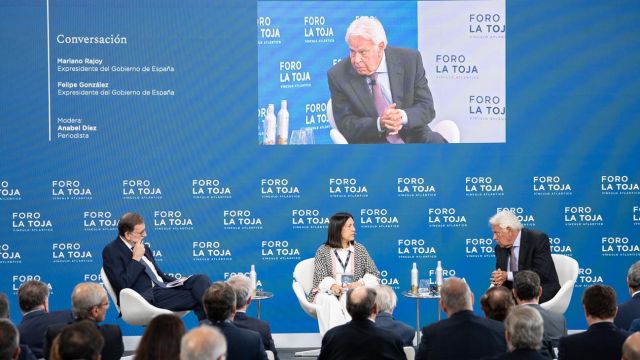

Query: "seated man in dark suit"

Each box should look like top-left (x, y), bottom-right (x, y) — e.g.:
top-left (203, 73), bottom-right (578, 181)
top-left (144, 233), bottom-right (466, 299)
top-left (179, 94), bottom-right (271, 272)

top-left (558, 284), bottom-right (631, 360)
top-left (374, 284), bottom-right (415, 346)
top-left (0, 293), bottom-right (36, 360)
top-left (513, 270), bottom-right (567, 352)
top-left (416, 278), bottom-right (506, 360)
top-left (480, 286), bottom-right (515, 322)
top-left (181, 325), bottom-right (227, 360)
top-left (327, 17), bottom-right (446, 144)
top-left (488, 306), bottom-right (548, 360)
top-left (227, 275), bottom-right (278, 360)
top-left (318, 286), bottom-right (406, 360)
top-left (203, 282), bottom-right (267, 360)
top-left (615, 260), bottom-right (640, 330)
top-left (490, 210), bottom-right (560, 303)
top-left (54, 320), bottom-right (104, 360)
top-left (44, 282), bottom-right (123, 360)
top-left (102, 212), bottom-right (212, 321)
top-left (16, 280), bottom-right (74, 358)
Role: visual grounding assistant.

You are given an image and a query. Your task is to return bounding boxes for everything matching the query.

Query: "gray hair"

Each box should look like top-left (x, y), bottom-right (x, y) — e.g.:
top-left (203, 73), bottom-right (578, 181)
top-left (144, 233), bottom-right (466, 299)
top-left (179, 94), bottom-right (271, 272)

top-left (375, 284), bottom-right (397, 313)
top-left (181, 325), bottom-right (227, 360)
top-left (345, 17), bottom-right (387, 46)
top-left (71, 282), bottom-right (105, 319)
top-left (505, 306), bottom-right (544, 351)
top-left (0, 319), bottom-right (19, 360)
top-left (489, 210), bottom-right (523, 231)
top-left (227, 274), bottom-right (252, 309)
top-left (441, 278), bottom-right (473, 314)
top-left (628, 260), bottom-right (640, 290)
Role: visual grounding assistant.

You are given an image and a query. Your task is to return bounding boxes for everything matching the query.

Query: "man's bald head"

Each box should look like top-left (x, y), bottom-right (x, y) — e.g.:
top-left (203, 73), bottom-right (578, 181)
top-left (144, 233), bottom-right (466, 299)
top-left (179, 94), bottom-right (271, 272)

top-left (346, 287), bottom-right (377, 320)
top-left (441, 278), bottom-right (473, 315)
top-left (623, 332), bottom-right (640, 360)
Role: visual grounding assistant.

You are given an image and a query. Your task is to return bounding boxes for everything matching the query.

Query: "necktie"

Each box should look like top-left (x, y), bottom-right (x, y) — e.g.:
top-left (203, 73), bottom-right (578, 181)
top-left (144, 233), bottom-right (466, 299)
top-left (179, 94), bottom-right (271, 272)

top-left (134, 248), bottom-right (166, 288)
top-left (509, 247), bottom-right (518, 272)
top-left (370, 73), bottom-right (404, 144)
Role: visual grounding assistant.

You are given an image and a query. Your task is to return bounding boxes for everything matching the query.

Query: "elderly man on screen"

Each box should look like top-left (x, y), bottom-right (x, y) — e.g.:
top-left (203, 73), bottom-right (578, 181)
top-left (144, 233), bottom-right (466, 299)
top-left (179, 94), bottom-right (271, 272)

top-left (327, 17), bottom-right (446, 144)
top-left (490, 210), bottom-right (560, 303)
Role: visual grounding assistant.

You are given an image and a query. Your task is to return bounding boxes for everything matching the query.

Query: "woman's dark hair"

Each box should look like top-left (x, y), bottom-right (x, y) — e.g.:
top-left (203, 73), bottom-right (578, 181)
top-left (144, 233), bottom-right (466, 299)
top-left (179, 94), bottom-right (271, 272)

top-left (134, 314), bottom-right (185, 360)
top-left (325, 212), bottom-right (354, 248)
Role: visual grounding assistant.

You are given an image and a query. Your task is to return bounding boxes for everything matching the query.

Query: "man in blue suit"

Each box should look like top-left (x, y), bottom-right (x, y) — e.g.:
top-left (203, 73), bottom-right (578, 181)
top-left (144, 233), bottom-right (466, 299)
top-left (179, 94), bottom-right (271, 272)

top-left (374, 284), bottom-right (414, 346)
top-left (227, 275), bottom-right (278, 359)
top-left (318, 286), bottom-right (406, 360)
top-left (416, 278), bottom-right (506, 360)
top-left (203, 282), bottom-right (267, 360)
top-left (558, 284), bottom-right (631, 360)
top-left (102, 212), bottom-right (212, 321)
top-left (327, 17), bottom-right (446, 144)
top-left (615, 260), bottom-right (640, 330)
top-left (17, 280), bottom-right (74, 358)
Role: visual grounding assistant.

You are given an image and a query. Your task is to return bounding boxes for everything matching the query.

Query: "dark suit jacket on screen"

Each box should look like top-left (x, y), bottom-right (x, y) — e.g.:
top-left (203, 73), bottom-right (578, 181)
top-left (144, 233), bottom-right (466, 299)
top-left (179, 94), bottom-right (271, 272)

top-left (318, 318), bottom-right (406, 360)
top-left (558, 322), bottom-right (630, 360)
top-left (495, 228), bottom-right (560, 303)
top-left (44, 319), bottom-right (124, 360)
top-left (327, 46), bottom-right (445, 144)
top-left (234, 311), bottom-right (278, 360)
top-left (209, 321), bottom-right (268, 360)
top-left (614, 292), bottom-right (640, 330)
top-left (375, 311), bottom-right (415, 346)
top-left (416, 310), bottom-right (506, 360)
top-left (18, 309), bottom-right (74, 358)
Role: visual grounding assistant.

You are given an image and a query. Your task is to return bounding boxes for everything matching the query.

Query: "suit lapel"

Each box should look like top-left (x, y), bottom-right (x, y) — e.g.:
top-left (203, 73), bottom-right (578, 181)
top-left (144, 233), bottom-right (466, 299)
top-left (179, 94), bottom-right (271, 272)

top-left (346, 66), bottom-right (378, 117)
top-left (518, 229), bottom-right (530, 269)
top-left (386, 48), bottom-right (405, 107)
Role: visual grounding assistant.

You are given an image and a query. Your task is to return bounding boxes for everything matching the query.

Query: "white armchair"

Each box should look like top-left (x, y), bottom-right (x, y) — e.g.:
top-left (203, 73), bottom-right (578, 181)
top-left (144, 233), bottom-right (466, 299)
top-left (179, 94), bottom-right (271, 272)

top-left (292, 258), bottom-right (317, 319)
top-left (540, 254), bottom-right (579, 315)
top-left (100, 267), bottom-right (189, 326)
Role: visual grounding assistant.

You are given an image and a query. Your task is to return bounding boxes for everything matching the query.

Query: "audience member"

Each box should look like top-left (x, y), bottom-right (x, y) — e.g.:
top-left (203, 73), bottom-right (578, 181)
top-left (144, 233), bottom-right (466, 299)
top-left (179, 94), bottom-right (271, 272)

top-left (487, 306), bottom-right (547, 360)
top-left (416, 278), bottom-right (506, 360)
top-left (374, 284), bottom-right (415, 345)
top-left (134, 314), bottom-right (185, 360)
top-left (615, 260), bottom-right (640, 330)
top-left (203, 282), bottom-right (267, 360)
top-left (44, 282), bottom-right (123, 360)
top-left (480, 286), bottom-right (515, 322)
top-left (558, 284), bottom-right (631, 360)
top-left (0, 293), bottom-right (36, 360)
top-left (0, 319), bottom-right (21, 360)
top-left (181, 325), bottom-right (227, 360)
top-left (55, 320), bottom-right (104, 360)
top-left (513, 270), bottom-right (567, 352)
top-left (17, 280), bottom-right (74, 358)
top-left (318, 287), bottom-right (406, 360)
top-left (227, 275), bottom-right (278, 359)
top-left (623, 332), bottom-right (640, 360)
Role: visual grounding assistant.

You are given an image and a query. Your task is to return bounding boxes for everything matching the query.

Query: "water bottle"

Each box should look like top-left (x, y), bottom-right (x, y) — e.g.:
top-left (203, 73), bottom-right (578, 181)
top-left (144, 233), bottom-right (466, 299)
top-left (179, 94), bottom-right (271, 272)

top-left (263, 104), bottom-right (276, 145)
top-left (250, 264), bottom-right (257, 295)
top-left (277, 100), bottom-right (289, 144)
top-left (411, 262), bottom-right (418, 294)
top-left (435, 260), bottom-right (443, 295)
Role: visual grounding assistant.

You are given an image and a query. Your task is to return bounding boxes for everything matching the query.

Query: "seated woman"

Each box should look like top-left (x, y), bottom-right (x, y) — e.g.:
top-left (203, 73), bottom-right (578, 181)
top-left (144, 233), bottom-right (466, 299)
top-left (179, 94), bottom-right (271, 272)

top-left (308, 212), bottom-right (379, 334)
